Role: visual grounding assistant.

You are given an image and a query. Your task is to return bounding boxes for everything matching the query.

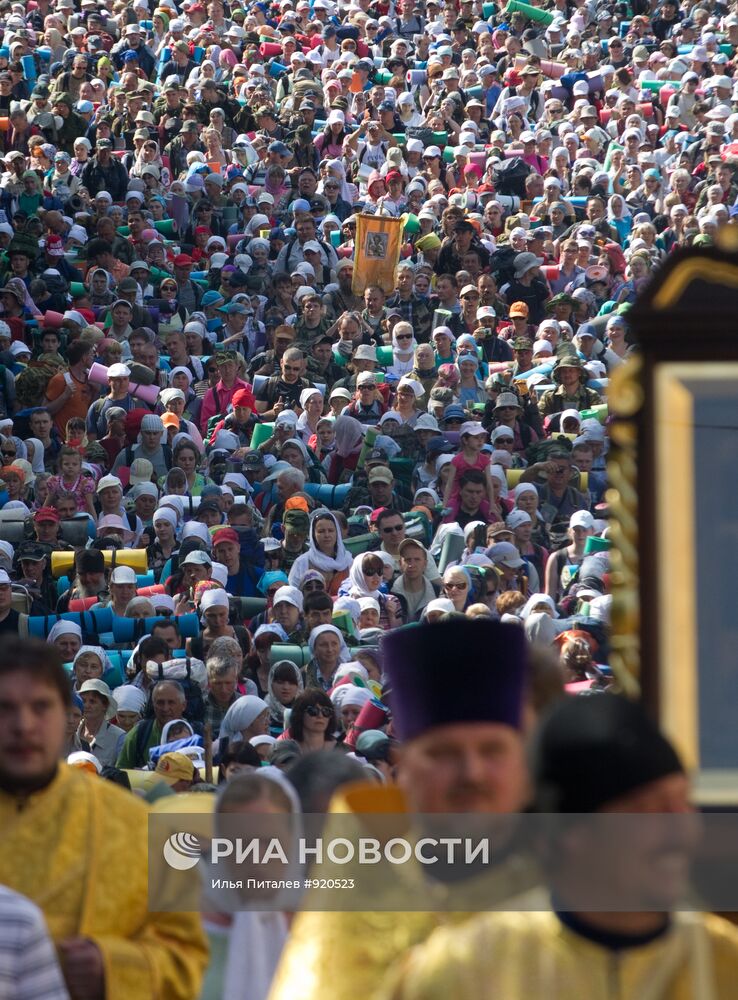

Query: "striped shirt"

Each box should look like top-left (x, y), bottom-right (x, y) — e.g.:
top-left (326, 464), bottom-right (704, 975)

top-left (0, 887), bottom-right (69, 999)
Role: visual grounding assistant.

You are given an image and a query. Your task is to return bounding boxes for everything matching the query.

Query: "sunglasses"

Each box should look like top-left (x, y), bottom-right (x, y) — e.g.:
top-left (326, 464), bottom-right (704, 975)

top-left (2, 450), bottom-right (15, 457)
top-left (364, 567), bottom-right (383, 577)
top-left (395, 334), bottom-right (413, 340)
top-left (303, 581), bottom-right (324, 591)
top-left (306, 705), bottom-right (332, 718)
top-left (445, 581), bottom-right (467, 590)
top-left (382, 524), bottom-right (404, 534)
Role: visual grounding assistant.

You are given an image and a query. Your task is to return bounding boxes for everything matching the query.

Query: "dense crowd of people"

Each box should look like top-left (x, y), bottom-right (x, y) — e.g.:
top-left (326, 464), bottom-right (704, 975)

top-left (0, 0), bottom-right (735, 995)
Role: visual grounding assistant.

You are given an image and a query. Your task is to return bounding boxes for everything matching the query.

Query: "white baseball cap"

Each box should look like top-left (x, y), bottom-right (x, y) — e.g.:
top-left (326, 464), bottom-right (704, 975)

top-left (110, 566), bottom-right (137, 585)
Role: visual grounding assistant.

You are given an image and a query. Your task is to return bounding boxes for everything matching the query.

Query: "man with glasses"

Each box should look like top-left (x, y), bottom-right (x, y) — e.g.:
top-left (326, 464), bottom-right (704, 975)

top-left (255, 347), bottom-right (314, 419)
top-left (386, 262), bottom-right (432, 343)
top-left (199, 351), bottom-right (251, 435)
top-left (344, 371), bottom-right (386, 425)
top-left (449, 283), bottom-right (480, 339)
top-left (376, 508), bottom-right (442, 584)
top-left (436, 220), bottom-right (489, 277)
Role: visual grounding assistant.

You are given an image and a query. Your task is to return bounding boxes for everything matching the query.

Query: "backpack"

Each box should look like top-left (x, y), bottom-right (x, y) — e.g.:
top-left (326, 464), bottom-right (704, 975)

top-left (493, 157), bottom-right (531, 198)
top-left (122, 444), bottom-right (173, 470)
top-left (395, 13), bottom-right (424, 38)
top-left (143, 658), bottom-right (206, 724)
top-left (15, 361), bottom-right (61, 410)
top-left (489, 245), bottom-right (519, 287)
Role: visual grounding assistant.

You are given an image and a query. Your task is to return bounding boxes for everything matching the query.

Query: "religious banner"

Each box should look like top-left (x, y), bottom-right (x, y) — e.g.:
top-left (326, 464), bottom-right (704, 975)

top-left (351, 213), bottom-right (403, 296)
top-left (608, 226), bottom-right (738, 805)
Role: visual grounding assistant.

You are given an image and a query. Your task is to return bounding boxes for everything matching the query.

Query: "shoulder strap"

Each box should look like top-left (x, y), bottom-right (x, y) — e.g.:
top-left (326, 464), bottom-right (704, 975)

top-left (134, 717), bottom-right (154, 763)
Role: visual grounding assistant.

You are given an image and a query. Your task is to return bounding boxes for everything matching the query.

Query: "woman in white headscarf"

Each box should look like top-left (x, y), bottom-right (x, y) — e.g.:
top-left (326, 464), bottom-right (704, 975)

top-left (548, 146), bottom-right (571, 189)
top-left (296, 387), bottom-right (325, 444)
top-left (332, 684), bottom-right (372, 734)
top-left (25, 437), bottom-right (45, 475)
top-left (324, 158), bottom-right (356, 204)
top-left (264, 658), bottom-right (304, 736)
top-left (206, 768), bottom-right (301, 1000)
top-left (339, 552), bottom-right (403, 630)
top-left (386, 321), bottom-right (418, 379)
top-left (327, 415), bottom-right (364, 484)
top-left (72, 645), bottom-right (113, 692)
top-left (288, 509), bottom-right (353, 595)
top-left (607, 193), bottom-right (632, 243)
top-left (218, 695), bottom-right (270, 749)
top-left (112, 684), bottom-right (147, 732)
top-left (47, 620), bottom-right (83, 662)
top-left (520, 593), bottom-right (559, 621)
top-left (304, 623), bottom-right (351, 690)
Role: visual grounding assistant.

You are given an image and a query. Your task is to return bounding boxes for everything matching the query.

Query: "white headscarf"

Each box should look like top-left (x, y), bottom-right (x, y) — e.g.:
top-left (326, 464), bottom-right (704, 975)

top-left (47, 621), bottom-right (83, 645)
top-left (219, 695), bottom-right (269, 744)
top-left (161, 718), bottom-right (194, 744)
top-left (264, 658), bottom-right (304, 726)
top-left (307, 624), bottom-right (351, 664)
top-left (26, 437), bottom-right (45, 474)
top-left (324, 158), bottom-right (353, 202)
top-left (112, 684), bottom-right (147, 714)
top-left (220, 767), bottom-right (300, 1000)
top-left (520, 593), bottom-right (559, 621)
top-left (289, 509), bottom-right (353, 586)
top-left (607, 193), bottom-right (632, 222)
top-left (346, 552), bottom-right (383, 599)
top-left (333, 415), bottom-right (364, 458)
top-left (73, 645), bottom-right (113, 675)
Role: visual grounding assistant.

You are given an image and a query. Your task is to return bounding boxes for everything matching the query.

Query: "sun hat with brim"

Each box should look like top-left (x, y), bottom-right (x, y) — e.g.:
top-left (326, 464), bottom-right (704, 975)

top-left (513, 252), bottom-right (544, 278)
top-left (553, 356), bottom-right (587, 383)
top-left (78, 679), bottom-right (117, 720)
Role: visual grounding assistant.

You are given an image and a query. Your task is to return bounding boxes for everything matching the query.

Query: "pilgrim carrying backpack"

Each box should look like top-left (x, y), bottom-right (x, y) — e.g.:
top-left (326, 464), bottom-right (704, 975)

top-left (142, 659), bottom-right (206, 725)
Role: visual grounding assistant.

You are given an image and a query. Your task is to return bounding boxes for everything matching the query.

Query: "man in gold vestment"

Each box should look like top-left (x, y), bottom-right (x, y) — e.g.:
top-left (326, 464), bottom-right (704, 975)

top-left (269, 619), bottom-right (533, 1000)
top-left (0, 637), bottom-right (209, 1000)
top-left (384, 695), bottom-right (738, 1000)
